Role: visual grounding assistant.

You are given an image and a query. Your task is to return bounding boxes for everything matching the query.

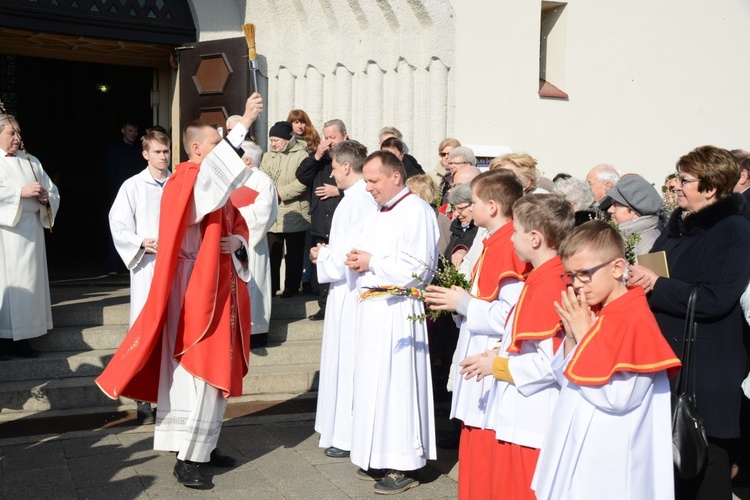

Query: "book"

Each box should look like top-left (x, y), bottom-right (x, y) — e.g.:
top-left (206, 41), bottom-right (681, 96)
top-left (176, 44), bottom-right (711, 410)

top-left (636, 251), bottom-right (669, 278)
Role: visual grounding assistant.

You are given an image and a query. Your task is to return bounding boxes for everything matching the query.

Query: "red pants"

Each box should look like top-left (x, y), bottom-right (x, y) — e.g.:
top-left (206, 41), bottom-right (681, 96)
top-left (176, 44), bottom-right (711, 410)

top-left (458, 425), bottom-right (540, 500)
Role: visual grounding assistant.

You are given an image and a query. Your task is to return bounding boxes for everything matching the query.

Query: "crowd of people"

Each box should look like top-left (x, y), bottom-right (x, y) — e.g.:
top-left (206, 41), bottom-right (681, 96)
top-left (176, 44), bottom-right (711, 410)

top-left (5, 89), bottom-right (750, 498)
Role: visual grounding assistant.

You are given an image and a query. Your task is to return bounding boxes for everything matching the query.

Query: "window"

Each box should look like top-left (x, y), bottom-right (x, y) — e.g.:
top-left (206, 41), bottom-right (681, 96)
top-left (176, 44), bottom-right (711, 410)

top-left (539, 2), bottom-right (568, 99)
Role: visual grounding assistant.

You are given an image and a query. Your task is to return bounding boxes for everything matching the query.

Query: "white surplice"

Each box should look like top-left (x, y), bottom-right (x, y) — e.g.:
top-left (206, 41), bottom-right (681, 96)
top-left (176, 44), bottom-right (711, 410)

top-left (532, 346), bottom-right (675, 500)
top-left (153, 138), bottom-right (252, 463)
top-left (314, 179), bottom-right (377, 451)
top-left (483, 308), bottom-right (558, 447)
top-left (0, 151), bottom-right (59, 340)
top-left (235, 167), bottom-right (278, 335)
top-left (350, 188), bottom-right (438, 472)
top-left (109, 168), bottom-right (170, 327)
top-left (449, 246), bottom-right (523, 427)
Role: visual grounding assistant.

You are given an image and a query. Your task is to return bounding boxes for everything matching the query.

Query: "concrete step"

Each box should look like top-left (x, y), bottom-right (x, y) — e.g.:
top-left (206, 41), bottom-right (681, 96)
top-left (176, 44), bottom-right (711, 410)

top-left (0, 362), bottom-right (320, 413)
top-left (50, 287), bottom-right (320, 326)
top-left (0, 338), bottom-right (321, 382)
top-left (32, 318), bottom-right (323, 352)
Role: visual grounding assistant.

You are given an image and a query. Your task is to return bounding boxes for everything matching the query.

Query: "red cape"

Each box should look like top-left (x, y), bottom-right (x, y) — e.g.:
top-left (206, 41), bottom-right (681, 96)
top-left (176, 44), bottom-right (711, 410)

top-left (470, 222), bottom-right (531, 301)
top-left (507, 256), bottom-right (566, 353)
top-left (564, 287), bottom-right (681, 386)
top-left (96, 162), bottom-right (251, 402)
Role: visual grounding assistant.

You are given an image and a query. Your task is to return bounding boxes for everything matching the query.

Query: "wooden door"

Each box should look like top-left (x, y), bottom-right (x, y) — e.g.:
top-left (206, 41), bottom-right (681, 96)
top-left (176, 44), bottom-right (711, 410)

top-left (177, 36), bottom-right (256, 162)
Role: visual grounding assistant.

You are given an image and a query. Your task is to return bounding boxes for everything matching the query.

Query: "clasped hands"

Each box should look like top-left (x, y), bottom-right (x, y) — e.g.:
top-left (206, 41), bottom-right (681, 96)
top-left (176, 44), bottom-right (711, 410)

top-left (21, 182), bottom-right (48, 204)
top-left (345, 249), bottom-right (371, 273)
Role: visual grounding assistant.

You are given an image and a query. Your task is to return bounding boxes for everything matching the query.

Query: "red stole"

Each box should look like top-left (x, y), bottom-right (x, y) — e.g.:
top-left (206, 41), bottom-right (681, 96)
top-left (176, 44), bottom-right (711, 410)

top-left (507, 256), bottom-right (566, 354)
top-left (470, 222), bottom-right (531, 301)
top-left (564, 287), bottom-right (681, 386)
top-left (96, 161), bottom-right (251, 402)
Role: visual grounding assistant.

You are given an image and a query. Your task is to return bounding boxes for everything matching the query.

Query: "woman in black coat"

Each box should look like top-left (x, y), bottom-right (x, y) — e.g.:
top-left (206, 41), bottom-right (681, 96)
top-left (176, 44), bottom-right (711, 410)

top-left (629, 146), bottom-right (750, 499)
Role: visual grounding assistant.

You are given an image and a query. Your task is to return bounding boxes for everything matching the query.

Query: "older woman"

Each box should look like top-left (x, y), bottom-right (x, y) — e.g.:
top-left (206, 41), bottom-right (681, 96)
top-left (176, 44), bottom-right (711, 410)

top-left (605, 173), bottom-right (663, 257)
top-left (260, 121), bottom-right (311, 298)
top-left (629, 146), bottom-right (750, 499)
top-left (490, 153), bottom-right (547, 194)
top-left (553, 176), bottom-right (596, 225)
top-left (429, 138), bottom-right (461, 204)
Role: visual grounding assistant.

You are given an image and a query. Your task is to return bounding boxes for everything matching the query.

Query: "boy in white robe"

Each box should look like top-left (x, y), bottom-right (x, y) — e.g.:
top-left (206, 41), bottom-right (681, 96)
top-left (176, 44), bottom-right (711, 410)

top-left (109, 129), bottom-right (171, 423)
top-left (311, 140), bottom-right (376, 458)
top-left (0, 114), bottom-right (59, 359)
top-left (532, 220), bottom-right (681, 500)
top-left (345, 150), bottom-right (437, 495)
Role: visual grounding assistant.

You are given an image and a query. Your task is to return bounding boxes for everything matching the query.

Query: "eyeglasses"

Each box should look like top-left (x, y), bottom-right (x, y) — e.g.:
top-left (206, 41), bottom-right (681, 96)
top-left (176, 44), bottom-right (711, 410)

top-left (675, 176), bottom-right (700, 186)
top-left (448, 161), bottom-right (470, 167)
top-left (560, 259), bottom-right (614, 286)
top-left (661, 185), bottom-right (676, 193)
top-left (453, 203), bottom-right (472, 212)
top-left (439, 152), bottom-right (450, 157)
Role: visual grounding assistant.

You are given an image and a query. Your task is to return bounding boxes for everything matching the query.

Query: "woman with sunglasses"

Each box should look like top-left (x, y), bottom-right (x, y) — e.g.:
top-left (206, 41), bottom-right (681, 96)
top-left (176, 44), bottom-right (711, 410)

top-left (629, 146), bottom-right (750, 499)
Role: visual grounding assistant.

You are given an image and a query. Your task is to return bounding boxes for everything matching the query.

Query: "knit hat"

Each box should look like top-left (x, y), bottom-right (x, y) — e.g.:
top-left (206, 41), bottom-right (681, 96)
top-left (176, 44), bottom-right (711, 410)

top-left (605, 174), bottom-right (662, 216)
top-left (269, 121), bottom-right (293, 140)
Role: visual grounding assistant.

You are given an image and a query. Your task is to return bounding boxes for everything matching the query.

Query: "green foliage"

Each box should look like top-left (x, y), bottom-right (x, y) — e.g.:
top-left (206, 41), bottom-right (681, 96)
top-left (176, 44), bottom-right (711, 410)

top-left (606, 220), bottom-right (641, 265)
top-left (408, 254), bottom-right (473, 323)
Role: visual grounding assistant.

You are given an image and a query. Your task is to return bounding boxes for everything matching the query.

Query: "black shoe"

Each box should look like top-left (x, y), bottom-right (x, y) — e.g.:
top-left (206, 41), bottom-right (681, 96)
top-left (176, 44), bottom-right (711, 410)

top-left (302, 282), bottom-right (314, 294)
top-left (136, 402), bottom-right (155, 425)
top-left (10, 339), bottom-right (40, 358)
top-left (173, 459), bottom-right (209, 488)
top-left (251, 333), bottom-right (268, 348)
top-left (373, 470), bottom-right (420, 494)
top-left (279, 289), bottom-right (296, 299)
top-left (308, 310), bottom-right (325, 321)
top-left (324, 446), bottom-right (349, 458)
top-left (356, 468), bottom-right (387, 481)
top-left (208, 448), bottom-right (236, 467)
top-left (0, 339), bottom-right (10, 361)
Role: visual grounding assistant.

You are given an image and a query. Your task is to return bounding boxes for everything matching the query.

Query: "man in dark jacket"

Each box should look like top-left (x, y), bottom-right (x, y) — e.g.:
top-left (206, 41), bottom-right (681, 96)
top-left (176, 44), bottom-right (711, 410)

top-left (295, 119), bottom-right (349, 320)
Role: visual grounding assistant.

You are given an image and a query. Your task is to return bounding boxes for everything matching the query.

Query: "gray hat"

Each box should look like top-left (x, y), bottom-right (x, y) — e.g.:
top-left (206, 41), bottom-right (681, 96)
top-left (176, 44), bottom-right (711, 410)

top-left (605, 174), bottom-right (662, 216)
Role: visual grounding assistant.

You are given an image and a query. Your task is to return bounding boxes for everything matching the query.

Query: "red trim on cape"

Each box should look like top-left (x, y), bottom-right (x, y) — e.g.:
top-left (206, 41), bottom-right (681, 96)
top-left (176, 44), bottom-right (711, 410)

top-left (470, 222), bottom-right (531, 301)
top-left (507, 256), bottom-right (566, 353)
top-left (96, 162), bottom-right (251, 402)
top-left (564, 287), bottom-right (681, 386)
top-left (379, 191), bottom-right (411, 212)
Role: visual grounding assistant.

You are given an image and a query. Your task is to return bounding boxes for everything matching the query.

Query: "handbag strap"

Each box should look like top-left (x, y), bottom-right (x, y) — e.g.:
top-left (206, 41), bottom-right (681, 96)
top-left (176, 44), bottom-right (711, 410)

top-left (675, 286), bottom-right (698, 398)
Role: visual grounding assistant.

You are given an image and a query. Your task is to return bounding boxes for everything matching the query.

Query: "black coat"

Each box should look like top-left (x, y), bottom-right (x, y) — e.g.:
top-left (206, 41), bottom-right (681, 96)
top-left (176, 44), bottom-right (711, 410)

top-left (648, 194), bottom-right (750, 438)
top-left (444, 218), bottom-right (478, 261)
top-left (295, 151), bottom-right (343, 239)
top-left (403, 154), bottom-right (425, 179)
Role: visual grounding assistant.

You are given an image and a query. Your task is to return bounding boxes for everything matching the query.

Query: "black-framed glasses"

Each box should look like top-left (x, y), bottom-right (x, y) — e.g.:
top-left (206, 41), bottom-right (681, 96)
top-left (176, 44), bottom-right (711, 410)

top-left (453, 202), bottom-right (472, 212)
top-left (560, 259), bottom-right (615, 286)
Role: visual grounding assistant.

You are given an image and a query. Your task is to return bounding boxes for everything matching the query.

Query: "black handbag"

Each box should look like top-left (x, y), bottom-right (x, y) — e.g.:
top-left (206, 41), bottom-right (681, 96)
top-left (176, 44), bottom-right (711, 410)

top-left (671, 286), bottom-right (709, 479)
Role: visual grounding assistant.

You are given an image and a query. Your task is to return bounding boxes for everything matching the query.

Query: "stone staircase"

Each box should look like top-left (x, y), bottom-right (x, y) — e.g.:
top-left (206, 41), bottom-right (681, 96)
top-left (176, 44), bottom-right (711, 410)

top-left (0, 285), bottom-right (323, 419)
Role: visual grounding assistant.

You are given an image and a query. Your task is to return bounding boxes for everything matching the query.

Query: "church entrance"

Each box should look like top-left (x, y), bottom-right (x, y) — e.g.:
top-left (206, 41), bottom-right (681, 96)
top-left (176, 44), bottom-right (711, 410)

top-left (2, 54), bottom-right (154, 278)
top-left (0, 0), bottom-right (196, 279)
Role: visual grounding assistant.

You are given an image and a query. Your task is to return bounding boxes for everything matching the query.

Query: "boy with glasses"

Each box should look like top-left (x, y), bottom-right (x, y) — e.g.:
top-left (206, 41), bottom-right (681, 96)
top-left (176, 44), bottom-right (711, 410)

top-left (532, 220), bottom-right (681, 499)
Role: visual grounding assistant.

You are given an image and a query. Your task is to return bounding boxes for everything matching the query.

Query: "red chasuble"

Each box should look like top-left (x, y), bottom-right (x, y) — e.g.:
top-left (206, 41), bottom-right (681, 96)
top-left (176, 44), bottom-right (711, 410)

top-left (507, 256), bottom-right (566, 354)
top-left (470, 222), bottom-right (531, 301)
top-left (564, 287), bottom-right (681, 386)
top-left (96, 162), bottom-right (251, 402)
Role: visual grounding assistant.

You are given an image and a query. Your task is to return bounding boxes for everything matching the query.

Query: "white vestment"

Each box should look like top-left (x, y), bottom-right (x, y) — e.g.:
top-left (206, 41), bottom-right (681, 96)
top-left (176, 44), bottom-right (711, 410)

top-left (109, 168), bottom-right (170, 326)
top-left (532, 346), bottom-right (675, 500)
top-left (0, 151), bottom-right (59, 340)
top-left (350, 188), bottom-right (438, 472)
top-left (235, 167), bottom-right (278, 335)
top-left (153, 137), bottom-right (252, 463)
top-left (450, 275), bottom-right (523, 427)
top-left (314, 179), bottom-right (377, 451)
top-left (483, 308), bottom-right (558, 447)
